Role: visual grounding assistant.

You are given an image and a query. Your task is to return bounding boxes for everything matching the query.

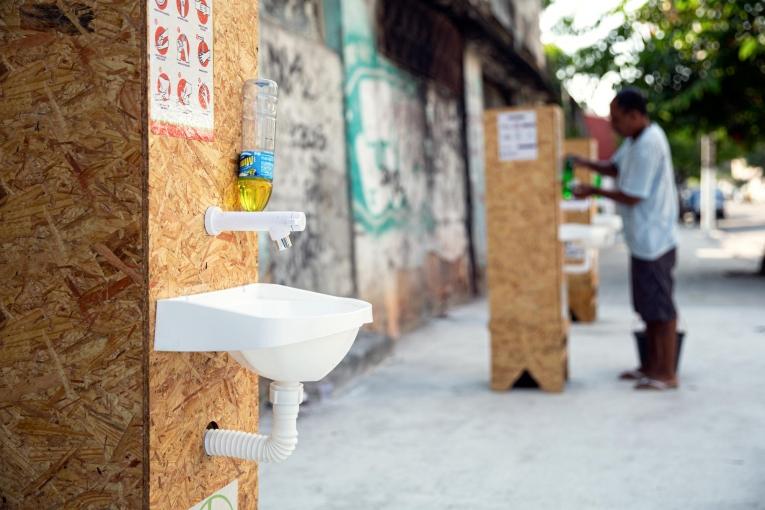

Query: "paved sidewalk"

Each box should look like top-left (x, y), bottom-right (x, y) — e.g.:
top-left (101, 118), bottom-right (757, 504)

top-left (260, 204), bottom-right (765, 510)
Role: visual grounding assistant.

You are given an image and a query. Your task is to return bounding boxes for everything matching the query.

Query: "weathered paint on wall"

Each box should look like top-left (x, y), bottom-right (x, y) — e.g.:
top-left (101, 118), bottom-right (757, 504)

top-left (261, 0), bottom-right (323, 40)
top-left (425, 85), bottom-right (469, 264)
top-left (341, 0), bottom-right (472, 335)
top-left (258, 19), bottom-right (354, 296)
top-left (464, 45), bottom-right (488, 287)
top-left (424, 85), bottom-right (472, 313)
top-left (511, 0), bottom-right (545, 69)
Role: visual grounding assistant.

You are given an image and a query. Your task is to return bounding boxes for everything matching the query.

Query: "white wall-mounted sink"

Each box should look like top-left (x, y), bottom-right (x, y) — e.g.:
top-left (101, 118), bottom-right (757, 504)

top-left (560, 199), bottom-right (592, 212)
top-left (593, 212), bottom-right (623, 232)
top-left (559, 223), bottom-right (614, 249)
top-left (154, 284), bottom-right (373, 382)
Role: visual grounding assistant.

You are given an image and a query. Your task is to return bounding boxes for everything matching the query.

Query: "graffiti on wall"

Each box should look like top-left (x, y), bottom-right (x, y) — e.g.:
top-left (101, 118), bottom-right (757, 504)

top-left (341, 0), bottom-right (472, 333)
top-left (342, 0), bottom-right (427, 236)
top-left (258, 20), bottom-right (354, 296)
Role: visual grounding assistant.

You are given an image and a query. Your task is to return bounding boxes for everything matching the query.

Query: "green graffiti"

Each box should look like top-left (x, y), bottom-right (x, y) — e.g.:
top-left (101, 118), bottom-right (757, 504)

top-left (341, 0), bottom-right (424, 236)
top-left (200, 495), bottom-right (235, 510)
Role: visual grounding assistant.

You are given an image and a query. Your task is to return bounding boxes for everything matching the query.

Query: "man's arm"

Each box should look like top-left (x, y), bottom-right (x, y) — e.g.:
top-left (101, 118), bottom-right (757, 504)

top-left (573, 184), bottom-right (641, 206)
top-left (569, 156), bottom-right (618, 177)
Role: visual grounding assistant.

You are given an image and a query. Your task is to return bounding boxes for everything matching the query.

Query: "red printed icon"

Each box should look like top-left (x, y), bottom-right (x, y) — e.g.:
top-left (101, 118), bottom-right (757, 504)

top-left (176, 0), bottom-right (189, 18)
top-left (196, 0), bottom-right (210, 25)
top-left (198, 83), bottom-right (210, 110)
top-left (155, 26), bottom-right (169, 55)
top-left (155, 0), bottom-right (168, 10)
top-left (177, 78), bottom-right (192, 106)
top-left (176, 33), bottom-right (189, 63)
top-left (157, 72), bottom-right (171, 101)
top-left (197, 39), bottom-right (210, 67)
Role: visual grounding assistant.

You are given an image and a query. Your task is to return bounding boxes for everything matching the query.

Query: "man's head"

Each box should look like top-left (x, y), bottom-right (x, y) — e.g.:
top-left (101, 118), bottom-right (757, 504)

top-left (610, 88), bottom-right (649, 138)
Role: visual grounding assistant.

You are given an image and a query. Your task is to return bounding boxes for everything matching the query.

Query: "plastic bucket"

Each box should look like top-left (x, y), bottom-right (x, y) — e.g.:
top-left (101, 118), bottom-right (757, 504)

top-left (633, 330), bottom-right (685, 372)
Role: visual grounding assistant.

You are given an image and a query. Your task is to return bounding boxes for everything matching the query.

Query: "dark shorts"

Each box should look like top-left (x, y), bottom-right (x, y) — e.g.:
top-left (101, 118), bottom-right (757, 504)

top-left (630, 248), bottom-right (677, 322)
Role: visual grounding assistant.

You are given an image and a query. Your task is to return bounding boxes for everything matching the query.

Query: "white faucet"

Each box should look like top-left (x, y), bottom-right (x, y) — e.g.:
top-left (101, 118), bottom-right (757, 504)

top-left (204, 206), bottom-right (306, 251)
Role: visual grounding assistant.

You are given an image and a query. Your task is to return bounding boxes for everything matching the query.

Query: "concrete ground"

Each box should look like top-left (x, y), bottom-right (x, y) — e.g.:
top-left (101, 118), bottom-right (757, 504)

top-left (260, 202), bottom-right (765, 510)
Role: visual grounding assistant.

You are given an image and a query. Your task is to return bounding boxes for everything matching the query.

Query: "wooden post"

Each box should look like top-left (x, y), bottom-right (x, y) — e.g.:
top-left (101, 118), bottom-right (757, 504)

top-left (700, 134), bottom-right (717, 231)
top-left (1, 1), bottom-right (261, 507)
top-left (484, 105), bottom-right (568, 392)
top-left (563, 138), bottom-right (599, 323)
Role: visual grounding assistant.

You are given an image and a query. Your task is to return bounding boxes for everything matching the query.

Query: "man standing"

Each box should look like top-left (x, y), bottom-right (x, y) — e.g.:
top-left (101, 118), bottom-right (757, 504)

top-left (571, 88), bottom-right (679, 390)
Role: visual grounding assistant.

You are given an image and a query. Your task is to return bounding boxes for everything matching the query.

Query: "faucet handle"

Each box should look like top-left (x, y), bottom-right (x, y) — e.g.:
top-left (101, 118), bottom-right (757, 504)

top-left (287, 212), bottom-right (306, 232)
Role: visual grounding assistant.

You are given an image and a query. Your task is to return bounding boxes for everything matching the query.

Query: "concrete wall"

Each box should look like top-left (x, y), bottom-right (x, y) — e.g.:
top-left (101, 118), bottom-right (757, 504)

top-left (258, 19), bottom-right (354, 297)
top-left (464, 44), bottom-right (488, 289)
top-left (510, 0), bottom-right (545, 69)
top-left (257, 0), bottom-right (550, 338)
top-left (340, 0), bottom-right (472, 336)
top-left (261, 0), bottom-right (324, 40)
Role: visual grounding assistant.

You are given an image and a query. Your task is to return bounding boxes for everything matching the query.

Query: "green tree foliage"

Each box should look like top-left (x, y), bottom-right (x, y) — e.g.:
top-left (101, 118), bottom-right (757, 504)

top-left (549, 0), bottom-right (765, 177)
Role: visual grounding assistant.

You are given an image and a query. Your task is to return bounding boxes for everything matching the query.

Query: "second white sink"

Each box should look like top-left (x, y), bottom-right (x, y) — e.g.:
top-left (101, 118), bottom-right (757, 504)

top-left (559, 223), bottom-right (614, 249)
top-left (154, 284), bottom-right (374, 381)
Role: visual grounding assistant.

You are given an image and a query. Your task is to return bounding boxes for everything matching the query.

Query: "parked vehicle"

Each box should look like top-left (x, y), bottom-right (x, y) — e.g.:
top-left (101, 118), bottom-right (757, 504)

top-left (684, 188), bottom-right (726, 222)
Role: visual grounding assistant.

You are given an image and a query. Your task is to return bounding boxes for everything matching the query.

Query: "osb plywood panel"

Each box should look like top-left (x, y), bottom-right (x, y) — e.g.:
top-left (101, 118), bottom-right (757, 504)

top-left (484, 105), bottom-right (567, 392)
top-left (568, 256), bottom-right (599, 323)
top-left (563, 138), bottom-right (599, 323)
top-left (563, 138), bottom-right (599, 223)
top-left (146, 0), bottom-right (261, 508)
top-left (0, 1), bottom-right (145, 508)
top-left (489, 325), bottom-right (567, 393)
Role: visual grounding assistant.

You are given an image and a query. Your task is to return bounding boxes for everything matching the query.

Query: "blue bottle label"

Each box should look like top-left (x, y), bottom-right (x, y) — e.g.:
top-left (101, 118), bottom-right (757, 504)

top-left (238, 150), bottom-right (274, 180)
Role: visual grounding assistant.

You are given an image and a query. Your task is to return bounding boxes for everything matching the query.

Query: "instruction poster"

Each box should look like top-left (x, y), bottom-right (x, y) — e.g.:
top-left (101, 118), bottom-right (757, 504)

top-left (149, 0), bottom-right (214, 141)
top-left (497, 111), bottom-right (537, 161)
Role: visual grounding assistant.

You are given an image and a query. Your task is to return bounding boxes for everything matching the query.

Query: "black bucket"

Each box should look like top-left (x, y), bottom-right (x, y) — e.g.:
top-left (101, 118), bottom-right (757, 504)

top-left (634, 330), bottom-right (685, 372)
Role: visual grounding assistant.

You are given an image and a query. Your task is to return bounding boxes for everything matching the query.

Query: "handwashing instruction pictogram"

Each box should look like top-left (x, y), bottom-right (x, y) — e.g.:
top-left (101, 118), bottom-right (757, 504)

top-left (198, 83), bottom-right (210, 110)
top-left (176, 0), bottom-right (189, 18)
top-left (197, 39), bottom-right (210, 67)
top-left (196, 0), bottom-right (210, 25)
top-left (155, 26), bottom-right (169, 55)
top-left (150, 0), bottom-right (214, 140)
top-left (157, 72), bottom-right (171, 101)
top-left (176, 32), bottom-right (190, 64)
top-left (177, 78), bottom-right (192, 106)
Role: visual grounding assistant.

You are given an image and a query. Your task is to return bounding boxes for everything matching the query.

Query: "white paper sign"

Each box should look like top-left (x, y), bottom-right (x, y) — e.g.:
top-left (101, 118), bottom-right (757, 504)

top-left (497, 111), bottom-right (538, 161)
top-left (149, 0), bottom-right (214, 141)
top-left (187, 480), bottom-right (237, 510)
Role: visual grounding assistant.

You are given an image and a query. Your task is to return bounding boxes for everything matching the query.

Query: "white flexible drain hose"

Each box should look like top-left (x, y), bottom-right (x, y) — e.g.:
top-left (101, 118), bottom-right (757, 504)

top-left (204, 381), bottom-right (303, 463)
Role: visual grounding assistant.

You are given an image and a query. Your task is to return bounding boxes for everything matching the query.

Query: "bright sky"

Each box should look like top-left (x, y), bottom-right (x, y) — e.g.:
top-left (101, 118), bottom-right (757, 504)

top-left (540, 0), bottom-right (648, 116)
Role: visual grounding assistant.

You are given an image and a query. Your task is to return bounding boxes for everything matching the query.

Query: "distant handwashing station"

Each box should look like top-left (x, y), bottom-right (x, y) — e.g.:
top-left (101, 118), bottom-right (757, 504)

top-left (559, 198), bottom-right (622, 274)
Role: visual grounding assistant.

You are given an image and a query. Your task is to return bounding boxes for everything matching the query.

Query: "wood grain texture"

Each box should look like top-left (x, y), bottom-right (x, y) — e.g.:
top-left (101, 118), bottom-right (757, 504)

top-left (146, 0), bottom-right (261, 508)
top-left (484, 105), bottom-right (567, 392)
top-left (567, 253), bottom-right (599, 323)
top-left (2, 0), bottom-right (263, 508)
top-left (0, 1), bottom-right (145, 507)
top-left (563, 138), bottom-right (599, 323)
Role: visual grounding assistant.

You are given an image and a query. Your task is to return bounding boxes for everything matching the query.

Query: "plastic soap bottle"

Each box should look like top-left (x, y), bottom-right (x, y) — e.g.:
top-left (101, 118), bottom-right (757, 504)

top-left (238, 79), bottom-right (278, 211)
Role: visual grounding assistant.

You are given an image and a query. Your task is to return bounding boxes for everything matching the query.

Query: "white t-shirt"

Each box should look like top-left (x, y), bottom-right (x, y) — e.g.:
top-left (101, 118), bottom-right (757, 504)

top-left (611, 123), bottom-right (678, 260)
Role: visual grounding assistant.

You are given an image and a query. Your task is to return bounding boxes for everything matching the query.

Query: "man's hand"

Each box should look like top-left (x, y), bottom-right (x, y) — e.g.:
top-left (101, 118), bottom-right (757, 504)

top-left (567, 155), bottom-right (586, 167)
top-left (572, 184), bottom-right (596, 199)
top-left (565, 155), bottom-right (619, 177)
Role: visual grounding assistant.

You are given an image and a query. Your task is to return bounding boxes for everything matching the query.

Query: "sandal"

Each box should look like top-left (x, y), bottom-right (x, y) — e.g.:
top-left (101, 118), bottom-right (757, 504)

top-left (635, 376), bottom-right (678, 390)
top-left (618, 369), bottom-right (645, 381)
